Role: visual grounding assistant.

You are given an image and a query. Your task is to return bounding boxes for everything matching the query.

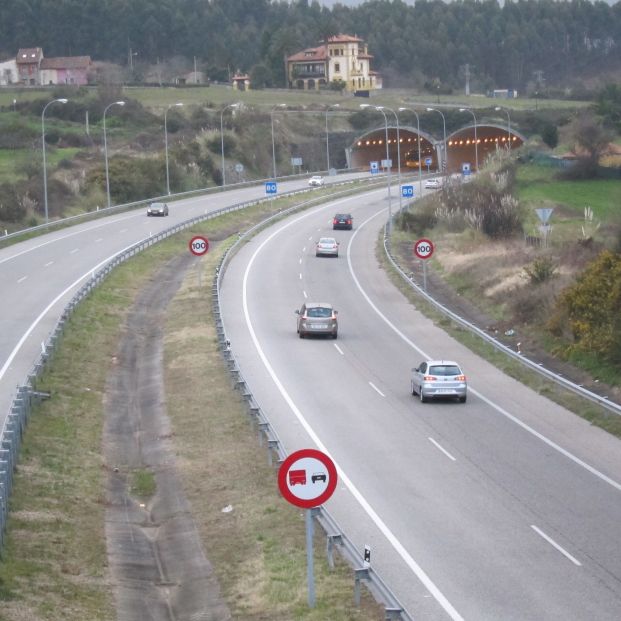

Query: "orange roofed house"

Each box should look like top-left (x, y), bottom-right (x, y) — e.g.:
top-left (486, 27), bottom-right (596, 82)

top-left (286, 34), bottom-right (382, 93)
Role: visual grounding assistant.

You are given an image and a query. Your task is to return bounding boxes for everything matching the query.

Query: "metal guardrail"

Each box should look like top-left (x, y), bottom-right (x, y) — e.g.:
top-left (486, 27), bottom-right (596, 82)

top-left (213, 197), bottom-right (414, 620)
top-left (1, 174), bottom-right (412, 619)
top-left (382, 231), bottom-right (621, 416)
top-left (0, 169), bottom-right (345, 245)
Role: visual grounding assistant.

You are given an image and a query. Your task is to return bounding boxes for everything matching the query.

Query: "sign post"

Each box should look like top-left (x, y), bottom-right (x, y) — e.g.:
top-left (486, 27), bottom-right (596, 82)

top-left (278, 448), bottom-right (338, 608)
top-left (189, 235), bottom-right (209, 287)
top-left (414, 238), bottom-right (434, 291)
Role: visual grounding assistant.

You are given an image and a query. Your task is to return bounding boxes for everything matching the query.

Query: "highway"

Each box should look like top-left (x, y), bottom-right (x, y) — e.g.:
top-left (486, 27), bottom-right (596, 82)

top-left (219, 188), bottom-right (621, 620)
top-left (1, 174), bottom-right (620, 619)
top-left (0, 174), bottom-right (361, 429)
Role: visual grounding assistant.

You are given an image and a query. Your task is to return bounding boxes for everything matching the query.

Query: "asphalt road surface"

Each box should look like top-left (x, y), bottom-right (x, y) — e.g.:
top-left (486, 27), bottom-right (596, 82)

top-left (218, 187), bottom-right (621, 620)
top-left (0, 173), bottom-right (364, 430)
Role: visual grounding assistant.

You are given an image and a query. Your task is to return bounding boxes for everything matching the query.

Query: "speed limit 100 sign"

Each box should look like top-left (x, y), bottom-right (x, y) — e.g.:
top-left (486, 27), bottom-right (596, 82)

top-left (414, 238), bottom-right (434, 260)
top-left (189, 235), bottom-right (209, 256)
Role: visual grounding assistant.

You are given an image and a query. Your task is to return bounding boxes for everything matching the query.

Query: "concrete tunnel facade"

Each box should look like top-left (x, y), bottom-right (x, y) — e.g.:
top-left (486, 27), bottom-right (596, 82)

top-left (346, 124), bottom-right (524, 174)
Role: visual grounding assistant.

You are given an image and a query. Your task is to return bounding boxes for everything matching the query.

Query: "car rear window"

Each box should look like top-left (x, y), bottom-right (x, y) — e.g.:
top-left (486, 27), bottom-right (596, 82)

top-left (307, 307), bottom-right (332, 318)
top-left (429, 365), bottom-right (461, 376)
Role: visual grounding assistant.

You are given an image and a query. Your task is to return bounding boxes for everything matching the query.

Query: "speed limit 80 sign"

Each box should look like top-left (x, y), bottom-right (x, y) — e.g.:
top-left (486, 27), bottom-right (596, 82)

top-left (189, 235), bottom-right (209, 256)
top-left (414, 238), bottom-right (434, 260)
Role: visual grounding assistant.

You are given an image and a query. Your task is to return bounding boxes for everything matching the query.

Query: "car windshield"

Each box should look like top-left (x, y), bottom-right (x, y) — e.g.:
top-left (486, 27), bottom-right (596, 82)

top-left (429, 365), bottom-right (461, 376)
top-left (319, 238), bottom-right (335, 245)
top-left (151, 203), bottom-right (164, 208)
top-left (307, 307), bottom-right (332, 318)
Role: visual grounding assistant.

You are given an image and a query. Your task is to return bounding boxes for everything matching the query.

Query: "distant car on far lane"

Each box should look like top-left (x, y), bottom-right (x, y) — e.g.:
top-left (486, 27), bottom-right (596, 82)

top-left (308, 175), bottom-right (324, 187)
top-left (147, 202), bottom-right (169, 216)
top-left (424, 178), bottom-right (442, 190)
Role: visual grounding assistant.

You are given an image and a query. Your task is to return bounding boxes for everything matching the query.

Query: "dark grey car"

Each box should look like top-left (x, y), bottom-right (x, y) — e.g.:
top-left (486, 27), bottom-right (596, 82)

top-left (147, 202), bottom-right (169, 216)
top-left (295, 302), bottom-right (338, 339)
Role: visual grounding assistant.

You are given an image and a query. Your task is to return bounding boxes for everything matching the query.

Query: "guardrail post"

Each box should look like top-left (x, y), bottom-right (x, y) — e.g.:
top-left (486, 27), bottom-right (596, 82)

top-left (326, 532), bottom-right (342, 569)
top-left (354, 567), bottom-right (369, 606)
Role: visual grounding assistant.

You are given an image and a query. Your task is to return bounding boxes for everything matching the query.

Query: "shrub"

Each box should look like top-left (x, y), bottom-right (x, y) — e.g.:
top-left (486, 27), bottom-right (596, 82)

top-left (396, 208), bottom-right (437, 234)
top-left (547, 250), bottom-right (621, 364)
top-left (0, 183), bottom-right (26, 223)
top-left (523, 256), bottom-right (558, 284)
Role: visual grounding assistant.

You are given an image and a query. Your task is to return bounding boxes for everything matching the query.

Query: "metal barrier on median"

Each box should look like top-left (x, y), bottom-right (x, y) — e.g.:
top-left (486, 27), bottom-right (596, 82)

top-left (213, 195), bottom-right (414, 620)
top-left (1, 174), bottom-right (414, 621)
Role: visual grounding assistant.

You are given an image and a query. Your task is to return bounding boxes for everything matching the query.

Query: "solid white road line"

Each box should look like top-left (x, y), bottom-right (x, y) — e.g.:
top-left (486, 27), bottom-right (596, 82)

top-left (347, 210), bottom-right (621, 494)
top-left (240, 197), bottom-right (464, 621)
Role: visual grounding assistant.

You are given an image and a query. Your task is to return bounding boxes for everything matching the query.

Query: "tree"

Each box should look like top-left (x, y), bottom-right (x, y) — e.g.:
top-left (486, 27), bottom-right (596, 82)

top-left (249, 64), bottom-right (273, 89)
top-left (568, 111), bottom-right (609, 178)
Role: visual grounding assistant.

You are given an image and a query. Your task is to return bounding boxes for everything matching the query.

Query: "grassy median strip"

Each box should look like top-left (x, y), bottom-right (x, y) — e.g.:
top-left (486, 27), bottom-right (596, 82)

top-left (0, 197), bottom-right (384, 620)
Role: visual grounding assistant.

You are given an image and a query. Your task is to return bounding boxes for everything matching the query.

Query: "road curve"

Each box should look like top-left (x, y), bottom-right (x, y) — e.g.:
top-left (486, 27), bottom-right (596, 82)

top-left (0, 174), bottom-right (364, 428)
top-left (218, 188), bottom-right (621, 620)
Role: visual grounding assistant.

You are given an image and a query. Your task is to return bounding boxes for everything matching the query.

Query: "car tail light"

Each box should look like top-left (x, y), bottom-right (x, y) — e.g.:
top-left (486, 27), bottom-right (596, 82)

top-left (333, 218), bottom-right (338, 225)
top-left (456, 375), bottom-right (466, 381)
top-left (347, 219), bottom-right (352, 224)
top-left (423, 375), bottom-right (437, 381)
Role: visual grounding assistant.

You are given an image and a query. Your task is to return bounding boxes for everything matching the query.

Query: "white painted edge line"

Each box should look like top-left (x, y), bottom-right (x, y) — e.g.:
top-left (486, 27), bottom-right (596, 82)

top-left (0, 240), bottom-right (146, 384)
top-left (347, 211), bottom-right (621, 494)
top-left (531, 525), bottom-right (582, 566)
top-left (334, 343), bottom-right (344, 355)
top-left (0, 213), bottom-right (138, 266)
top-left (369, 381), bottom-right (385, 397)
top-left (240, 194), bottom-right (464, 621)
top-left (428, 437), bottom-right (457, 461)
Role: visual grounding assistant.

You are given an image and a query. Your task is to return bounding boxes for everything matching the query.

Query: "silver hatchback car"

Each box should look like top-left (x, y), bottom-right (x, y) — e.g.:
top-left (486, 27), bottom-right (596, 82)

top-left (411, 360), bottom-right (467, 403)
top-left (295, 303), bottom-right (338, 339)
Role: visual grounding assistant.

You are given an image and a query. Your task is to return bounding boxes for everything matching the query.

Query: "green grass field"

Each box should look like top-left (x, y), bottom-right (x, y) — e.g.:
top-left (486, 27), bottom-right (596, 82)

top-left (516, 164), bottom-right (621, 220)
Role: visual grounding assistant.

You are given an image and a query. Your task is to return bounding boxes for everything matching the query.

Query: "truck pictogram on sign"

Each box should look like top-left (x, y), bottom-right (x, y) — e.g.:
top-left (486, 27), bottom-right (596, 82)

top-left (289, 470), bottom-right (306, 486)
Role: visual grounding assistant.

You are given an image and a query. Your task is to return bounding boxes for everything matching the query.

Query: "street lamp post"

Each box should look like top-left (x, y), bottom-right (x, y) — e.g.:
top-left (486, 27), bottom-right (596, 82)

top-left (325, 103), bottom-right (340, 173)
top-left (495, 106), bottom-right (511, 148)
top-left (103, 100), bottom-right (126, 208)
top-left (459, 107), bottom-right (479, 171)
top-left (164, 102), bottom-right (183, 195)
top-left (426, 107), bottom-right (447, 176)
top-left (383, 106), bottom-right (402, 212)
top-left (41, 98), bottom-right (68, 224)
top-left (360, 103), bottom-right (392, 230)
top-left (220, 102), bottom-right (240, 186)
top-left (398, 107), bottom-right (423, 199)
top-left (271, 103), bottom-right (286, 179)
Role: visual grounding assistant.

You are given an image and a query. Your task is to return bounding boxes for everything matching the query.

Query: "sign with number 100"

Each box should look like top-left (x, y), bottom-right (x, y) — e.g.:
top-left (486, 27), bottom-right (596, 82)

top-left (414, 238), bottom-right (434, 260)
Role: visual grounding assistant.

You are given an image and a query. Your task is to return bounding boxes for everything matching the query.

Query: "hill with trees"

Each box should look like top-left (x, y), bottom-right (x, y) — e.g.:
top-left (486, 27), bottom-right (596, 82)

top-left (1, 0), bottom-right (620, 94)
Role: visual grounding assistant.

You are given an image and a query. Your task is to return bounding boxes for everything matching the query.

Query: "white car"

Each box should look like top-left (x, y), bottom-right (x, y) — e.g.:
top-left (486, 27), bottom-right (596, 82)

top-left (308, 175), bottom-right (324, 187)
top-left (315, 237), bottom-right (339, 257)
top-left (424, 178), bottom-right (442, 190)
top-left (411, 359), bottom-right (467, 403)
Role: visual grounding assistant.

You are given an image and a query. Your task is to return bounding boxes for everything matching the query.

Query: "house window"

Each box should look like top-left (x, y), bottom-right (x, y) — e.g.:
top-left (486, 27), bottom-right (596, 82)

top-left (334, 63), bottom-right (340, 73)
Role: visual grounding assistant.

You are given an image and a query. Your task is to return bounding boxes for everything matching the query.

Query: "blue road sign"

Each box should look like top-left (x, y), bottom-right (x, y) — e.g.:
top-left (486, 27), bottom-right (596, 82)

top-left (424, 157), bottom-right (433, 166)
top-left (370, 161), bottom-right (379, 174)
top-left (462, 162), bottom-right (471, 176)
top-left (265, 181), bottom-right (277, 194)
top-left (401, 185), bottom-right (414, 198)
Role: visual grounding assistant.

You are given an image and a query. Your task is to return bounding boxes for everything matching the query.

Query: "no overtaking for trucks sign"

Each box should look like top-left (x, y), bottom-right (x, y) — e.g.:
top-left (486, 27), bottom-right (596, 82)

top-left (278, 448), bottom-right (337, 509)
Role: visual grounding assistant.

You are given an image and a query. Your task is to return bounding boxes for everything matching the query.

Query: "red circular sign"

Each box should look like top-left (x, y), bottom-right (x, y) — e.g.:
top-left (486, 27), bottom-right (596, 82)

top-left (278, 448), bottom-right (338, 509)
top-left (414, 238), bottom-right (434, 260)
top-left (189, 235), bottom-right (209, 256)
